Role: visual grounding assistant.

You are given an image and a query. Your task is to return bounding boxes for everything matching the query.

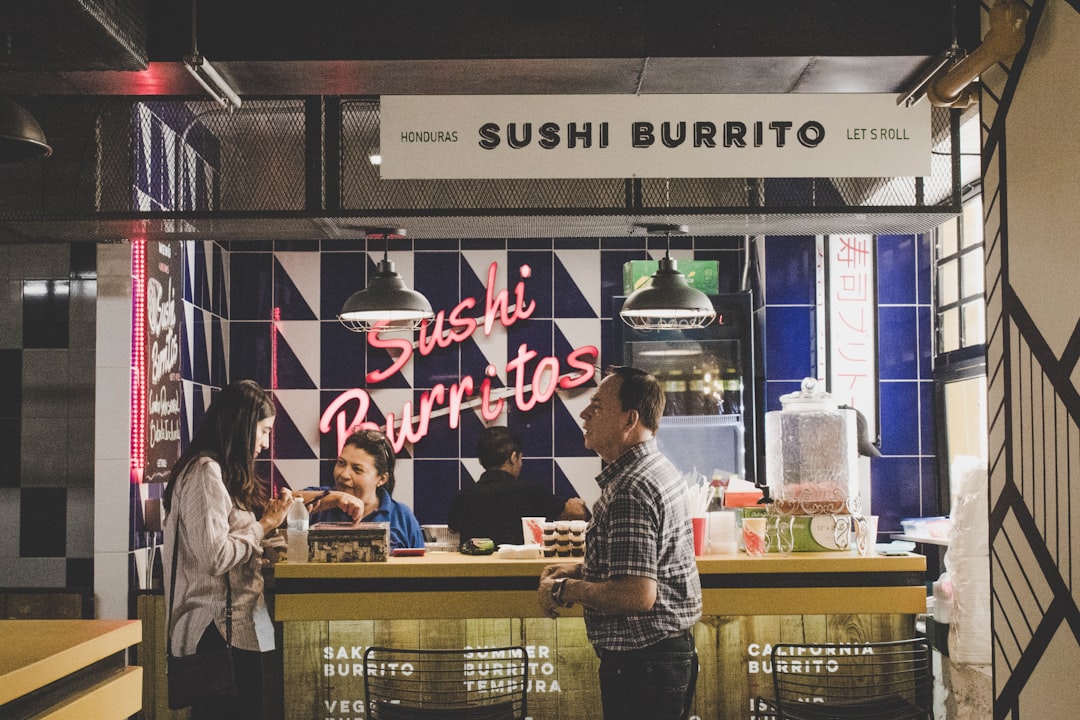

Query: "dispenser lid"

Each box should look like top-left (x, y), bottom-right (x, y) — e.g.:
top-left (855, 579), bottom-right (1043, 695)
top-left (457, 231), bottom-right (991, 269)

top-left (777, 377), bottom-right (839, 412)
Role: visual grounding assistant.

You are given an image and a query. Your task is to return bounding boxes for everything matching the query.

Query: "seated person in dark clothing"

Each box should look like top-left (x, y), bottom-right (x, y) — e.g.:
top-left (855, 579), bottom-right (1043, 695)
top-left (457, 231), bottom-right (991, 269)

top-left (306, 428), bottom-right (424, 550)
top-left (448, 426), bottom-right (587, 546)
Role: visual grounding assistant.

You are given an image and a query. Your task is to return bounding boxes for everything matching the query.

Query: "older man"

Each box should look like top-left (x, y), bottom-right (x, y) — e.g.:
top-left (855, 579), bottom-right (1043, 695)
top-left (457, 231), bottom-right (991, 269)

top-left (538, 366), bottom-right (702, 720)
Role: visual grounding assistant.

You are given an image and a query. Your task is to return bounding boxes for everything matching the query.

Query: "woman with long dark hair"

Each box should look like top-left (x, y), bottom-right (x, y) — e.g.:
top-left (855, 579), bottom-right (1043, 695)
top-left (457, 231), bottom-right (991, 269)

top-left (162, 380), bottom-right (294, 719)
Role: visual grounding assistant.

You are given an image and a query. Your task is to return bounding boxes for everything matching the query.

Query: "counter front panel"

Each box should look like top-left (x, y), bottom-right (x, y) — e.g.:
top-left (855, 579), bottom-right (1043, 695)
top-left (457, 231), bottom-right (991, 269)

top-left (272, 552), bottom-right (926, 720)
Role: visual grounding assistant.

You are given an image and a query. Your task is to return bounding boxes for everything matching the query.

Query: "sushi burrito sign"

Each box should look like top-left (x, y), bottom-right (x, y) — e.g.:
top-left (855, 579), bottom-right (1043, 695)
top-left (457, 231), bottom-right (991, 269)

top-left (379, 93), bottom-right (930, 179)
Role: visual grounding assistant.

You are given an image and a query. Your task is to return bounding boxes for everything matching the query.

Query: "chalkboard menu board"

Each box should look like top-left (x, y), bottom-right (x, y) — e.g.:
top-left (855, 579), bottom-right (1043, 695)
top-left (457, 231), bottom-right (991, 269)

top-left (145, 241), bottom-right (182, 483)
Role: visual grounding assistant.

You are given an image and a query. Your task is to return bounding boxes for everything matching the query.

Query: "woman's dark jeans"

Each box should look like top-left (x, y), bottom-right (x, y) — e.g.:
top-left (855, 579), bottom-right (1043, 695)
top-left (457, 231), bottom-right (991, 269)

top-left (597, 630), bottom-right (699, 720)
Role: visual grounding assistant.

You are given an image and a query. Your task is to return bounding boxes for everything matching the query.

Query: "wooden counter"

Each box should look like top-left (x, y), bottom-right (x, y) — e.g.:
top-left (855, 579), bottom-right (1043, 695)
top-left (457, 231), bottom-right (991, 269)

top-left (271, 551), bottom-right (927, 720)
top-left (274, 551), bottom-right (927, 621)
top-left (0, 619), bottom-right (142, 719)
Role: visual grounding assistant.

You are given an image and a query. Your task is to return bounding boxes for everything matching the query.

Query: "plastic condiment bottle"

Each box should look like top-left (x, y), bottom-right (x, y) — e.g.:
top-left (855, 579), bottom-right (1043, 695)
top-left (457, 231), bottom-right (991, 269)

top-left (286, 495), bottom-right (309, 563)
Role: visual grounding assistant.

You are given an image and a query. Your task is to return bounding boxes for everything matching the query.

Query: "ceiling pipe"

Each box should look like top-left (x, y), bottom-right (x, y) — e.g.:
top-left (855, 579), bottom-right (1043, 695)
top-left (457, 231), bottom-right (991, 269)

top-left (926, 0), bottom-right (1027, 108)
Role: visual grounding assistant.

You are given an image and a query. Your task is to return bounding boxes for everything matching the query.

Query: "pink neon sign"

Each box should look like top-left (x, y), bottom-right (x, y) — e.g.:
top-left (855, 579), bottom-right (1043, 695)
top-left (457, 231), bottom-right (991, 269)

top-left (319, 261), bottom-right (597, 454)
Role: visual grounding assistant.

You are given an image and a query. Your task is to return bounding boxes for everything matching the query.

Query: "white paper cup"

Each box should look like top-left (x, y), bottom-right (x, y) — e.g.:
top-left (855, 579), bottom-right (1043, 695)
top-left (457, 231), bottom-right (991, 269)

top-left (522, 517), bottom-right (546, 544)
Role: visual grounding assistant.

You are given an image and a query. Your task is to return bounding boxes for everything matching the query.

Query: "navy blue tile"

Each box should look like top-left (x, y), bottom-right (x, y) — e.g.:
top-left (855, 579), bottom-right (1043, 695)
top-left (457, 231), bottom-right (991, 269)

top-left (320, 251), bottom-right (369, 321)
top-left (763, 306), bottom-right (816, 380)
top-left (764, 380), bottom-right (804, 412)
top-left (691, 247), bottom-right (746, 295)
top-left (0, 418), bottom-right (19, 486)
top-left (20, 487), bottom-right (67, 557)
top-left (764, 236), bottom-right (816, 305)
top-left (270, 395), bottom-right (317, 460)
top-left (191, 241), bottom-right (210, 310)
top-left (918, 306), bottom-right (932, 381)
top-left (415, 339), bottom-right (461, 389)
top-left (210, 315), bottom-right (228, 388)
top-left (869, 456), bottom-right (922, 533)
top-left (409, 396), bottom-right (464, 459)
top-left (554, 463), bottom-right (586, 499)
top-left (459, 336), bottom-right (504, 396)
top-left (229, 252), bottom-right (273, 320)
top-left (507, 238), bottom-right (553, 251)
top-left (507, 321), bottom-right (554, 393)
top-left (320, 321), bottom-right (366, 390)
top-left (917, 232), bottom-right (933, 305)
top-left (414, 251), bottom-right (462, 319)
top-left (229, 321), bottom-right (273, 389)
top-left (601, 237), bottom-right (647, 251)
top-left (510, 402), bottom-right (554, 459)
top-left (878, 305), bottom-right (918, 380)
top-left (553, 254), bottom-right (597, 319)
top-left (877, 234), bottom-right (917, 305)
top-left (879, 381), bottom-right (920, 456)
top-left (413, 459), bottom-right (461, 524)
top-left (461, 238), bottom-right (507, 251)
top-left (919, 380), bottom-right (935, 455)
top-left (509, 251), bottom-right (553, 320)
top-left (273, 257), bottom-right (317, 321)
top-left (555, 238), bottom-right (600, 250)
top-left (274, 239), bottom-right (314, 252)
top-left (920, 457), bottom-right (940, 516)
top-left (191, 308), bottom-right (210, 385)
top-left (599, 318), bottom-right (616, 371)
top-left (273, 328), bottom-right (317, 390)
top-left (521, 460), bottom-right (556, 492)
top-left (601, 250), bottom-right (648, 318)
top-left (22, 280), bottom-right (70, 348)
top-left (554, 395), bottom-right (591, 457)
top-left (212, 244), bottom-right (229, 316)
top-left (0, 350), bottom-right (21, 416)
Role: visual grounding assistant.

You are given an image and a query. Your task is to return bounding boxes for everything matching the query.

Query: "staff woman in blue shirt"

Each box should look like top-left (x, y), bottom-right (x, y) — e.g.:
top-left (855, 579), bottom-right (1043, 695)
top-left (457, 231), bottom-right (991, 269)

top-left (306, 428), bottom-right (424, 549)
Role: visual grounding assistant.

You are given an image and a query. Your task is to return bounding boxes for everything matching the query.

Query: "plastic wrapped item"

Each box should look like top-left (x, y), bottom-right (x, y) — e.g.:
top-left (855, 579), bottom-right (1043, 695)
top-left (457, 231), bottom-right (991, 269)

top-left (944, 455), bottom-right (990, 665)
top-left (764, 378), bottom-right (860, 514)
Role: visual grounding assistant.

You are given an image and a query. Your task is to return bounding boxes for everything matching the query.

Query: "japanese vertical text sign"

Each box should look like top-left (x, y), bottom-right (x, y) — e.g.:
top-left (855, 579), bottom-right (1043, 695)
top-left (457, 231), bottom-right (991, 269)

top-left (827, 235), bottom-right (878, 431)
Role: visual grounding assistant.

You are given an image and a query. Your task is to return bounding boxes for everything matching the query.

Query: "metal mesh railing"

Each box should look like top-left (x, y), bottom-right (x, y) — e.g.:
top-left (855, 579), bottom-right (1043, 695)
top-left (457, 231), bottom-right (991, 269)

top-left (0, 96), bottom-right (959, 242)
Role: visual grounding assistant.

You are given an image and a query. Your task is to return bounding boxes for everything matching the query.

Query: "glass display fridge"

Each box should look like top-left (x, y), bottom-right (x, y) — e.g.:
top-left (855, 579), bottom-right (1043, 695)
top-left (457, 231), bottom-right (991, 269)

top-left (615, 292), bottom-right (757, 484)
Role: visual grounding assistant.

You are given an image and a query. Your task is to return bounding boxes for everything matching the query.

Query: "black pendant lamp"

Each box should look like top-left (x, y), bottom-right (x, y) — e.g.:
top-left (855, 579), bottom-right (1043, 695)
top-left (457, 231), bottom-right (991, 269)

top-left (338, 227), bottom-right (435, 332)
top-left (0, 98), bottom-right (52, 163)
top-left (619, 224), bottom-right (716, 330)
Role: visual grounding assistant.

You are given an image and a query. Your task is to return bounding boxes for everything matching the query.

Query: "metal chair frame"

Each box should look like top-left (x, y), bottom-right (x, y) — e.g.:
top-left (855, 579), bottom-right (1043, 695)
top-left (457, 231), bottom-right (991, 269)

top-left (757, 638), bottom-right (934, 720)
top-left (363, 645), bottom-right (528, 720)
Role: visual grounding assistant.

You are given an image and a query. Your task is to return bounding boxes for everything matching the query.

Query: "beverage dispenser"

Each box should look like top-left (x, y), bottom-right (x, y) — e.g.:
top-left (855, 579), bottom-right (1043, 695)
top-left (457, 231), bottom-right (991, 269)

top-left (761, 377), bottom-right (874, 554)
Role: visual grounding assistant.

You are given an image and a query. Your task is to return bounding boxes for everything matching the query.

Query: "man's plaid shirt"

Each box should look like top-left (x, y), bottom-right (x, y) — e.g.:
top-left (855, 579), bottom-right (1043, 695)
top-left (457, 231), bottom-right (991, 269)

top-left (582, 439), bottom-right (703, 651)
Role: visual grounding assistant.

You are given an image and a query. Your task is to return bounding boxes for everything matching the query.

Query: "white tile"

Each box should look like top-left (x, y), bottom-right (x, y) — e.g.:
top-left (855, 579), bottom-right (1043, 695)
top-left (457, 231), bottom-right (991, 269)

top-left (96, 244), bottom-right (133, 278)
top-left (94, 551), bottom-right (130, 619)
top-left (94, 366), bottom-right (131, 459)
top-left (94, 458), bottom-right (131, 553)
top-left (394, 458), bottom-right (414, 509)
top-left (66, 487), bottom-right (95, 558)
top-left (95, 287), bottom-right (132, 369)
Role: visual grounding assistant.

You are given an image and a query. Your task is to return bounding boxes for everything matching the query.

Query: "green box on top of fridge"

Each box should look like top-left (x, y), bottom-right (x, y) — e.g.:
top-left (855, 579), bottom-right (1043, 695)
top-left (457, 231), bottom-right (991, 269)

top-left (622, 260), bottom-right (720, 295)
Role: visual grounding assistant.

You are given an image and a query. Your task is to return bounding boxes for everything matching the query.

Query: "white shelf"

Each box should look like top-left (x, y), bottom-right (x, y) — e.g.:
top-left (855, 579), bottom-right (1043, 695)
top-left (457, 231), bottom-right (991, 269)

top-left (891, 533), bottom-right (950, 547)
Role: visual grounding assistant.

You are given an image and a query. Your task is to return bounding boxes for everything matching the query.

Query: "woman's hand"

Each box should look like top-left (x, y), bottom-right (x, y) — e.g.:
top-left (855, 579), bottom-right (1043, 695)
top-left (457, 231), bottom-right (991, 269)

top-left (260, 488), bottom-right (294, 534)
top-left (332, 491), bottom-right (364, 521)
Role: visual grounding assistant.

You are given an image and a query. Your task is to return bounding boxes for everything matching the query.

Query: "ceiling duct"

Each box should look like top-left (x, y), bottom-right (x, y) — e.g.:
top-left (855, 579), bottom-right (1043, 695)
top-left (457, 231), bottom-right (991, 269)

top-left (926, 0), bottom-right (1028, 108)
top-left (0, 0), bottom-right (147, 72)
